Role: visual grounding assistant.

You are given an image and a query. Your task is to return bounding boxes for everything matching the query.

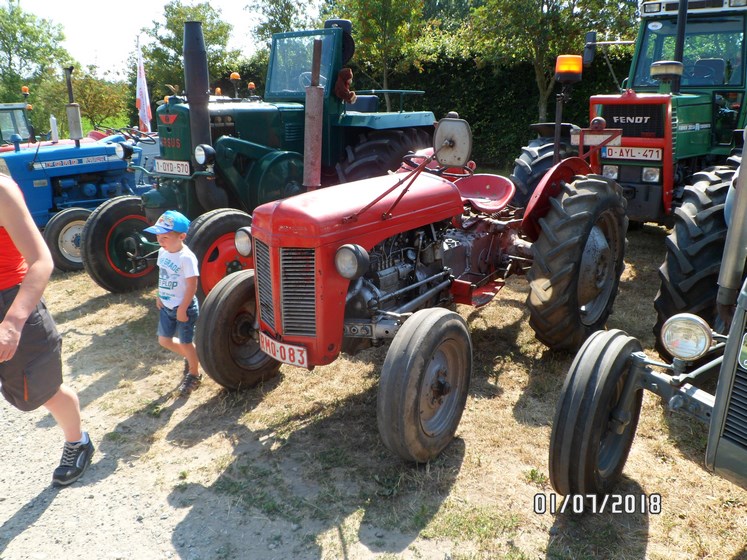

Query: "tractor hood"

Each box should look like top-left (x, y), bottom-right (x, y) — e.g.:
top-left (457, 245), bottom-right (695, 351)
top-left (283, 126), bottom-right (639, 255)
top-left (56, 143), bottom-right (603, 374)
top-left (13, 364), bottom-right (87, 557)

top-left (252, 172), bottom-right (464, 247)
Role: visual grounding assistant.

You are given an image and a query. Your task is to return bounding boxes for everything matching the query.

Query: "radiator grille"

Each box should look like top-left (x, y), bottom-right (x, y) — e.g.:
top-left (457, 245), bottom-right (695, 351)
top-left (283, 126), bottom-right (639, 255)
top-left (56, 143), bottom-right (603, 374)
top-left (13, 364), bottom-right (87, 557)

top-left (284, 123), bottom-right (303, 143)
top-left (600, 104), bottom-right (666, 137)
top-left (280, 248), bottom-right (317, 336)
top-left (723, 367), bottom-right (747, 449)
top-left (255, 239), bottom-right (275, 330)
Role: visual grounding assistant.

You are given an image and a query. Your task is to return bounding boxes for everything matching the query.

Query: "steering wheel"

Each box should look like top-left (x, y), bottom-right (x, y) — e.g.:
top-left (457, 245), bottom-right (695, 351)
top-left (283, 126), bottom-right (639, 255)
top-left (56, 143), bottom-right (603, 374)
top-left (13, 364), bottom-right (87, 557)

top-left (120, 127), bottom-right (158, 144)
top-left (298, 72), bottom-right (328, 88)
top-left (401, 153), bottom-right (474, 178)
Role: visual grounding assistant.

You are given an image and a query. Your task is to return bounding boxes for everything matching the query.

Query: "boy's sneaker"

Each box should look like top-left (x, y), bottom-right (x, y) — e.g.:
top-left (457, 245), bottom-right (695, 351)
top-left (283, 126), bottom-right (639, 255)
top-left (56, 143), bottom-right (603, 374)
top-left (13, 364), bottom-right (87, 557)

top-left (52, 433), bottom-right (94, 487)
top-left (178, 372), bottom-right (202, 396)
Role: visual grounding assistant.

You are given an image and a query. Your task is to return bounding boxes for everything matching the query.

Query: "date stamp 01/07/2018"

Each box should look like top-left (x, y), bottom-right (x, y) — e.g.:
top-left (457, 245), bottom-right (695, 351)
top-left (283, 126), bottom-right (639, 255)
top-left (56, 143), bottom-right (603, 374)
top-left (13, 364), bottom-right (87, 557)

top-left (533, 493), bottom-right (662, 515)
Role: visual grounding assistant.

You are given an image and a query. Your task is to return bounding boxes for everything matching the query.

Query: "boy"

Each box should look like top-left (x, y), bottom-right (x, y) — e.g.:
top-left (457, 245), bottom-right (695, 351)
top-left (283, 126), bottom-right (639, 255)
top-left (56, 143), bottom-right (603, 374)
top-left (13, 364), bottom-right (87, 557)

top-left (144, 210), bottom-right (202, 396)
top-left (0, 174), bottom-right (94, 487)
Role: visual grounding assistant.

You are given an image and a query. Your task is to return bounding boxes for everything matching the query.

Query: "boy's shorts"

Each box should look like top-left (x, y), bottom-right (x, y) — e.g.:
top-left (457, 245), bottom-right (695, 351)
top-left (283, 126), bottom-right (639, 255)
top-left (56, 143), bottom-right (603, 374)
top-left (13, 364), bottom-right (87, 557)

top-left (0, 285), bottom-right (63, 412)
top-left (157, 297), bottom-right (199, 343)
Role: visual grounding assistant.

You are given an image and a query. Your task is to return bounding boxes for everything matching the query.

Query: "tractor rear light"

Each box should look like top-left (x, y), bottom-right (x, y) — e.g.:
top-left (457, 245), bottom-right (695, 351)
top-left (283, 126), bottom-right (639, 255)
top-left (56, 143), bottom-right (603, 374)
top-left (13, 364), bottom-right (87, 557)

top-left (114, 142), bottom-right (134, 160)
top-left (602, 165), bottom-right (619, 180)
top-left (194, 144), bottom-right (216, 165)
top-left (642, 167), bottom-right (660, 183)
top-left (234, 227), bottom-right (253, 257)
top-left (335, 244), bottom-right (369, 279)
top-left (661, 313), bottom-right (713, 361)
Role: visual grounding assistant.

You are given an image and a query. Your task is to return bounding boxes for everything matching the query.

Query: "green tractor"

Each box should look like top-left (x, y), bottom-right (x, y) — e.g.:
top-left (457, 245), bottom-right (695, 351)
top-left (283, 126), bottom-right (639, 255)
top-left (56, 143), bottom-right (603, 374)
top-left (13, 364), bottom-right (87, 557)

top-left (81, 19), bottom-right (434, 299)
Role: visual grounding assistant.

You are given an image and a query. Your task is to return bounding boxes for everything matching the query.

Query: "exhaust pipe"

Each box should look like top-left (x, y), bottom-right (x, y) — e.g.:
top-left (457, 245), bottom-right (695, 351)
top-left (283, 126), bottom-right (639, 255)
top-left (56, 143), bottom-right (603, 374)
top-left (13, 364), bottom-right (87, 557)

top-left (183, 21), bottom-right (228, 209)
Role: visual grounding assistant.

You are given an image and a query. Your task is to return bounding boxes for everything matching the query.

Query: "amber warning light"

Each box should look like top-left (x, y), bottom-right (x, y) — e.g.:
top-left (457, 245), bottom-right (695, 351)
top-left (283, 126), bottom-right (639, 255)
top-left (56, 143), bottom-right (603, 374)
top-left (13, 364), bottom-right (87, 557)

top-left (555, 55), bottom-right (583, 84)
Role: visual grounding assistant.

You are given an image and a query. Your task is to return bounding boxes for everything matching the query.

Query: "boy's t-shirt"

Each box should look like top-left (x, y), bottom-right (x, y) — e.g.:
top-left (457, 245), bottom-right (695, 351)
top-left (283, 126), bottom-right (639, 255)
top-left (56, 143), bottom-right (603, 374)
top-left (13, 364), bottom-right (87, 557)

top-left (157, 245), bottom-right (199, 309)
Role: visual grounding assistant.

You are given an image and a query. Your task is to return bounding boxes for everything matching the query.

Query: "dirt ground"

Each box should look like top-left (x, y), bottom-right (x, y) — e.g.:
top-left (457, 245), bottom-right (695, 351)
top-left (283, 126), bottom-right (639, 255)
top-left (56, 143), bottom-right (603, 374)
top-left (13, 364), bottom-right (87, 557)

top-left (2, 226), bottom-right (747, 560)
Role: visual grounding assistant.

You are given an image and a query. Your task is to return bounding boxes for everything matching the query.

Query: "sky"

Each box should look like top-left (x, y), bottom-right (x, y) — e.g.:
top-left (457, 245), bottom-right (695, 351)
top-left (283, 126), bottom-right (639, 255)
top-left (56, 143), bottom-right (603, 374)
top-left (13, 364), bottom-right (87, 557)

top-left (21, 0), bottom-right (260, 78)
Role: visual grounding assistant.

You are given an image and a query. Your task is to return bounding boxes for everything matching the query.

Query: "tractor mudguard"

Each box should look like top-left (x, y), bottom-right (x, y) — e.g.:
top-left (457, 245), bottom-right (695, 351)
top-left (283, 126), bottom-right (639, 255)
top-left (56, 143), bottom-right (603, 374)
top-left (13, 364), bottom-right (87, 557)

top-left (520, 156), bottom-right (594, 241)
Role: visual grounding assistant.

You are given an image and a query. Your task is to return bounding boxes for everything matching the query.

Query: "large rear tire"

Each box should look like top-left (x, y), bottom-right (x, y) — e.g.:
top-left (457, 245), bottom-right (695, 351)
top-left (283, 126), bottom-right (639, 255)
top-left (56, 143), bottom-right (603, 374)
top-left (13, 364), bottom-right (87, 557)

top-left (195, 269), bottom-right (281, 390)
top-left (336, 128), bottom-right (432, 182)
top-left (377, 308), bottom-right (472, 463)
top-left (81, 196), bottom-right (158, 292)
top-left (528, 175), bottom-right (627, 351)
top-left (549, 329), bottom-right (643, 496)
top-left (510, 138), bottom-right (574, 207)
top-left (185, 208), bottom-right (254, 303)
top-left (43, 207), bottom-right (91, 272)
top-left (653, 166), bottom-right (733, 358)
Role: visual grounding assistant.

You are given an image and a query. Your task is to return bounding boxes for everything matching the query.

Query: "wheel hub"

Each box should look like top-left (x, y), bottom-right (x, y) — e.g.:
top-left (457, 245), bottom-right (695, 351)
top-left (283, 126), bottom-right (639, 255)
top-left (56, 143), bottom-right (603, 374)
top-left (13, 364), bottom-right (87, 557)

top-left (230, 312), bottom-right (256, 345)
top-left (578, 225), bottom-right (612, 306)
top-left (430, 370), bottom-right (452, 406)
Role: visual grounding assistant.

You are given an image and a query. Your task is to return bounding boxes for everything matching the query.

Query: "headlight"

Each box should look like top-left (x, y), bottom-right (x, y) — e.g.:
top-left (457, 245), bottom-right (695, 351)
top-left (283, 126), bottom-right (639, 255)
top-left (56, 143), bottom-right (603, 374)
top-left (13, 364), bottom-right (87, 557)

top-left (661, 313), bottom-right (713, 361)
top-left (194, 144), bottom-right (216, 165)
top-left (602, 165), bottom-right (619, 180)
top-left (335, 244), bottom-right (369, 279)
top-left (234, 227), bottom-right (252, 257)
top-left (114, 142), bottom-right (133, 160)
top-left (642, 167), bottom-right (660, 183)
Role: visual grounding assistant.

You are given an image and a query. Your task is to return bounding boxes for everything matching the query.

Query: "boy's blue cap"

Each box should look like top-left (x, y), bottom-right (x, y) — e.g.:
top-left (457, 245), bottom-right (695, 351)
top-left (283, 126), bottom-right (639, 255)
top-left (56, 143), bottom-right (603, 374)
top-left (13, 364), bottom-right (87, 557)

top-left (144, 210), bottom-right (190, 234)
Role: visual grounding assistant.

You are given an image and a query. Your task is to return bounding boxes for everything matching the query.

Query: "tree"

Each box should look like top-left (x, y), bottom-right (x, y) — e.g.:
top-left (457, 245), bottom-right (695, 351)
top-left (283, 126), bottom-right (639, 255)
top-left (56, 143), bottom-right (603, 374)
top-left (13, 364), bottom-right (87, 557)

top-left (253, 0), bottom-right (316, 43)
top-left (470, 0), bottom-right (637, 121)
top-left (0, 0), bottom-right (70, 101)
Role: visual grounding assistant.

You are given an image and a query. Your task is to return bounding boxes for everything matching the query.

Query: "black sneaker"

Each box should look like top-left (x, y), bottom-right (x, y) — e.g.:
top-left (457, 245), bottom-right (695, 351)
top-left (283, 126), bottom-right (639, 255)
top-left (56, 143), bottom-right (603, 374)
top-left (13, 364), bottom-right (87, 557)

top-left (52, 433), bottom-right (94, 487)
top-left (178, 373), bottom-right (202, 396)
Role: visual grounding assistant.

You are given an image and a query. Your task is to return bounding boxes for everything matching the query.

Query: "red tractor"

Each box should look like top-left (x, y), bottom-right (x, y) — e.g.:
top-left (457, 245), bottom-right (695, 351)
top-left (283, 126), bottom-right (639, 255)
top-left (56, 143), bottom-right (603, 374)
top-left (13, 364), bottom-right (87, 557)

top-left (195, 114), bottom-right (628, 463)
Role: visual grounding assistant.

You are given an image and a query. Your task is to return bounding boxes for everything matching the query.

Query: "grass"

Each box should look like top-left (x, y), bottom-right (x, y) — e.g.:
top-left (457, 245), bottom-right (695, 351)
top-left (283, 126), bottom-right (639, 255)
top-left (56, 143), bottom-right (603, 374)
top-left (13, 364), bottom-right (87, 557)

top-left (38, 225), bottom-right (747, 559)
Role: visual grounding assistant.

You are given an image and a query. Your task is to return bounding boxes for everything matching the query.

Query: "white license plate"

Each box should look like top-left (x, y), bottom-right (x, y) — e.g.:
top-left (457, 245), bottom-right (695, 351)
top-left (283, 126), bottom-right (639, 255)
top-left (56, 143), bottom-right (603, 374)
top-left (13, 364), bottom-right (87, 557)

top-left (259, 332), bottom-right (308, 368)
top-left (602, 146), bottom-right (662, 161)
top-left (155, 159), bottom-right (191, 176)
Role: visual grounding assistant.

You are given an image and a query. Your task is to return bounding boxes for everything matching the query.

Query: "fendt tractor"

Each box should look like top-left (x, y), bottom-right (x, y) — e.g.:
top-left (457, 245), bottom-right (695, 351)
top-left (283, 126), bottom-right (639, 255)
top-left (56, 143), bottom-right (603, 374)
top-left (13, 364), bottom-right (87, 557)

top-left (194, 112), bottom-right (629, 464)
top-left (512, 0), bottom-right (746, 227)
top-left (548, 154), bottom-right (747, 498)
top-left (81, 19), bottom-right (434, 299)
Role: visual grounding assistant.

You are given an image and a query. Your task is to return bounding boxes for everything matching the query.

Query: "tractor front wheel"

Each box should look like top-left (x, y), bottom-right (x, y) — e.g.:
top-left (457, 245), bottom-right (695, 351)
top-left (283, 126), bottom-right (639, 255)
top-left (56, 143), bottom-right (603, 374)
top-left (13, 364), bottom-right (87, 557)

top-left (185, 208), bottom-right (254, 302)
top-left (81, 196), bottom-right (157, 292)
top-left (195, 269), bottom-right (281, 390)
top-left (43, 207), bottom-right (92, 272)
top-left (549, 329), bottom-right (643, 496)
top-left (377, 308), bottom-right (472, 463)
top-left (528, 175), bottom-right (627, 351)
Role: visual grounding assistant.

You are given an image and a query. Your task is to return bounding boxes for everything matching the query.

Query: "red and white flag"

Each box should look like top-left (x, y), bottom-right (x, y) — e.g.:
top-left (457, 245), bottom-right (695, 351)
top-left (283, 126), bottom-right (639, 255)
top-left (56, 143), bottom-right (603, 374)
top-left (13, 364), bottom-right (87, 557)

top-left (135, 37), bottom-right (152, 132)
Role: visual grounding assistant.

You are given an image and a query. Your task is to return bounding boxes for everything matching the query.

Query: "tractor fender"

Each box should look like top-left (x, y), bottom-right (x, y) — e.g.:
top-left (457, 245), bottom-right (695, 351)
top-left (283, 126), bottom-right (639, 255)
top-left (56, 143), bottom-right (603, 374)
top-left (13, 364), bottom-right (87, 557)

top-left (520, 156), bottom-right (594, 241)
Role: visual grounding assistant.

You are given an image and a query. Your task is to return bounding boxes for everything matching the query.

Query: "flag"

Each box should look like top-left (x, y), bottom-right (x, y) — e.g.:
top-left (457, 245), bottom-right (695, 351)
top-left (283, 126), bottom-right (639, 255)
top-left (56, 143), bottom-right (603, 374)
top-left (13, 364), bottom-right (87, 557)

top-left (135, 37), bottom-right (152, 133)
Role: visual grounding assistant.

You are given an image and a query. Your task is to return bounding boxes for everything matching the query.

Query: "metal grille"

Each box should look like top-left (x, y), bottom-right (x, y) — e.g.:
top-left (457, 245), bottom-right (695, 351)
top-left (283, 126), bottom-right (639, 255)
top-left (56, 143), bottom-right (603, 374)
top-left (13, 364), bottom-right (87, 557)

top-left (255, 239), bottom-right (275, 330)
top-left (723, 367), bottom-right (747, 449)
top-left (600, 104), bottom-right (666, 137)
top-left (280, 248), bottom-right (317, 336)
top-left (284, 123), bottom-right (303, 143)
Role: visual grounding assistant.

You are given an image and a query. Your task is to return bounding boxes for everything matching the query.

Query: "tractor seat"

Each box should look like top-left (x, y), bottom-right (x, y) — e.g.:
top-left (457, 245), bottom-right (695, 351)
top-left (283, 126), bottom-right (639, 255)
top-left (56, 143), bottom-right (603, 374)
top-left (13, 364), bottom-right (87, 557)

top-left (454, 174), bottom-right (516, 213)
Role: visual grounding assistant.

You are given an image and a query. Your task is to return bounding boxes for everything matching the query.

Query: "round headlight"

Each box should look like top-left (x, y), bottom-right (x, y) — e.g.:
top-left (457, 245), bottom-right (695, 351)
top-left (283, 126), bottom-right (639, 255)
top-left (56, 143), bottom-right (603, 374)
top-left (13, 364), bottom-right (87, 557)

top-left (335, 244), bottom-right (369, 279)
top-left (661, 313), bottom-right (713, 361)
top-left (114, 142), bottom-right (133, 160)
top-left (234, 227), bottom-right (252, 257)
top-left (194, 144), bottom-right (215, 165)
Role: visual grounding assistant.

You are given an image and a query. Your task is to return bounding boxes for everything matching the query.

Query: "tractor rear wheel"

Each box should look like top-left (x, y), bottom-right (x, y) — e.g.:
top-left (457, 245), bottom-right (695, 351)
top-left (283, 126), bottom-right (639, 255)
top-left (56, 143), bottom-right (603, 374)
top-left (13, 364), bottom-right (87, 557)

top-left (43, 207), bottom-right (91, 272)
top-left (653, 166), bottom-right (733, 358)
top-left (196, 269), bottom-right (281, 390)
top-left (185, 208), bottom-right (253, 302)
top-left (81, 196), bottom-right (158, 292)
top-left (510, 138), bottom-right (574, 207)
top-left (377, 308), bottom-right (472, 463)
top-left (336, 128), bottom-right (432, 182)
top-left (549, 329), bottom-right (643, 496)
top-left (528, 175), bottom-right (627, 351)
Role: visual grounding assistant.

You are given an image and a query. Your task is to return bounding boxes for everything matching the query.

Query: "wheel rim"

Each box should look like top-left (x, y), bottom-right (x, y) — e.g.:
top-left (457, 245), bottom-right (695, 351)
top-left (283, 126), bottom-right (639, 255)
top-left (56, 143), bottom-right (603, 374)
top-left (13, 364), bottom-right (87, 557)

top-left (577, 211), bottom-right (620, 325)
top-left (58, 220), bottom-right (85, 264)
top-left (227, 304), bottom-right (267, 370)
top-left (419, 337), bottom-right (467, 437)
top-left (104, 214), bottom-right (156, 277)
top-left (199, 233), bottom-right (253, 296)
top-left (597, 373), bottom-right (633, 478)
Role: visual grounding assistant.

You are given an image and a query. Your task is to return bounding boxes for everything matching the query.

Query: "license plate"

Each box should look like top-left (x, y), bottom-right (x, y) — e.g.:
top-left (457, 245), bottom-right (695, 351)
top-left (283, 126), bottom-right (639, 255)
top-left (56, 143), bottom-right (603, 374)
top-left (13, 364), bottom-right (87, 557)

top-left (259, 331), bottom-right (308, 368)
top-left (602, 146), bottom-right (662, 160)
top-left (154, 158), bottom-right (190, 176)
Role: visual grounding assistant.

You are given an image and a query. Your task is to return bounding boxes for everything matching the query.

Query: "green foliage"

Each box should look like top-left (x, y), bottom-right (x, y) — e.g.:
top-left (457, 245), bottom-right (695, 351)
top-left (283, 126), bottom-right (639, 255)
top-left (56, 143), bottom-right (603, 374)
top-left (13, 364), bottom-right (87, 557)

top-left (254, 0), bottom-right (316, 44)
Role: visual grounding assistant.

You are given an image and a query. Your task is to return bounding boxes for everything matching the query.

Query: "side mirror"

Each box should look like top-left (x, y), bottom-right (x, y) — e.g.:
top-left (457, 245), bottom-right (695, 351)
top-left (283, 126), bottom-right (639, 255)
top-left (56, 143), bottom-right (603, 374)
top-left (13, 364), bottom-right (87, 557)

top-left (433, 115), bottom-right (472, 167)
top-left (583, 31), bottom-right (597, 67)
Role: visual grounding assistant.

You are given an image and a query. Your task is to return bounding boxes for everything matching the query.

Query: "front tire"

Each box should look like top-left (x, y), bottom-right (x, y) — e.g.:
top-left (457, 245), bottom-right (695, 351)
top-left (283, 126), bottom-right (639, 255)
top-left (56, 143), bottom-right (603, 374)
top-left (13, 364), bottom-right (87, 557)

top-left (81, 196), bottom-right (157, 292)
top-left (528, 175), bottom-right (628, 351)
top-left (549, 329), bottom-right (643, 496)
top-left (43, 207), bottom-right (92, 272)
top-left (377, 308), bottom-right (472, 463)
top-left (195, 269), bottom-right (281, 390)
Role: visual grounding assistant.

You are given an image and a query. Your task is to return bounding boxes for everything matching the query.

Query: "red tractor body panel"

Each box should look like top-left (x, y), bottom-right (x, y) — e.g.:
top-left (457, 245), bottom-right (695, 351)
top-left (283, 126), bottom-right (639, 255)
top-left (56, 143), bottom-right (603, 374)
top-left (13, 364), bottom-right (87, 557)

top-left (251, 173), bottom-right (465, 367)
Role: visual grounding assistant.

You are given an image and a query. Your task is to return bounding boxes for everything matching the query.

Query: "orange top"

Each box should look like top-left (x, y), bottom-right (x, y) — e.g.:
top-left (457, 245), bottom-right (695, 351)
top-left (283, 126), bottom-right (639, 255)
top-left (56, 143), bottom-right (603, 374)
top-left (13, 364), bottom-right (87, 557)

top-left (0, 226), bottom-right (28, 290)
